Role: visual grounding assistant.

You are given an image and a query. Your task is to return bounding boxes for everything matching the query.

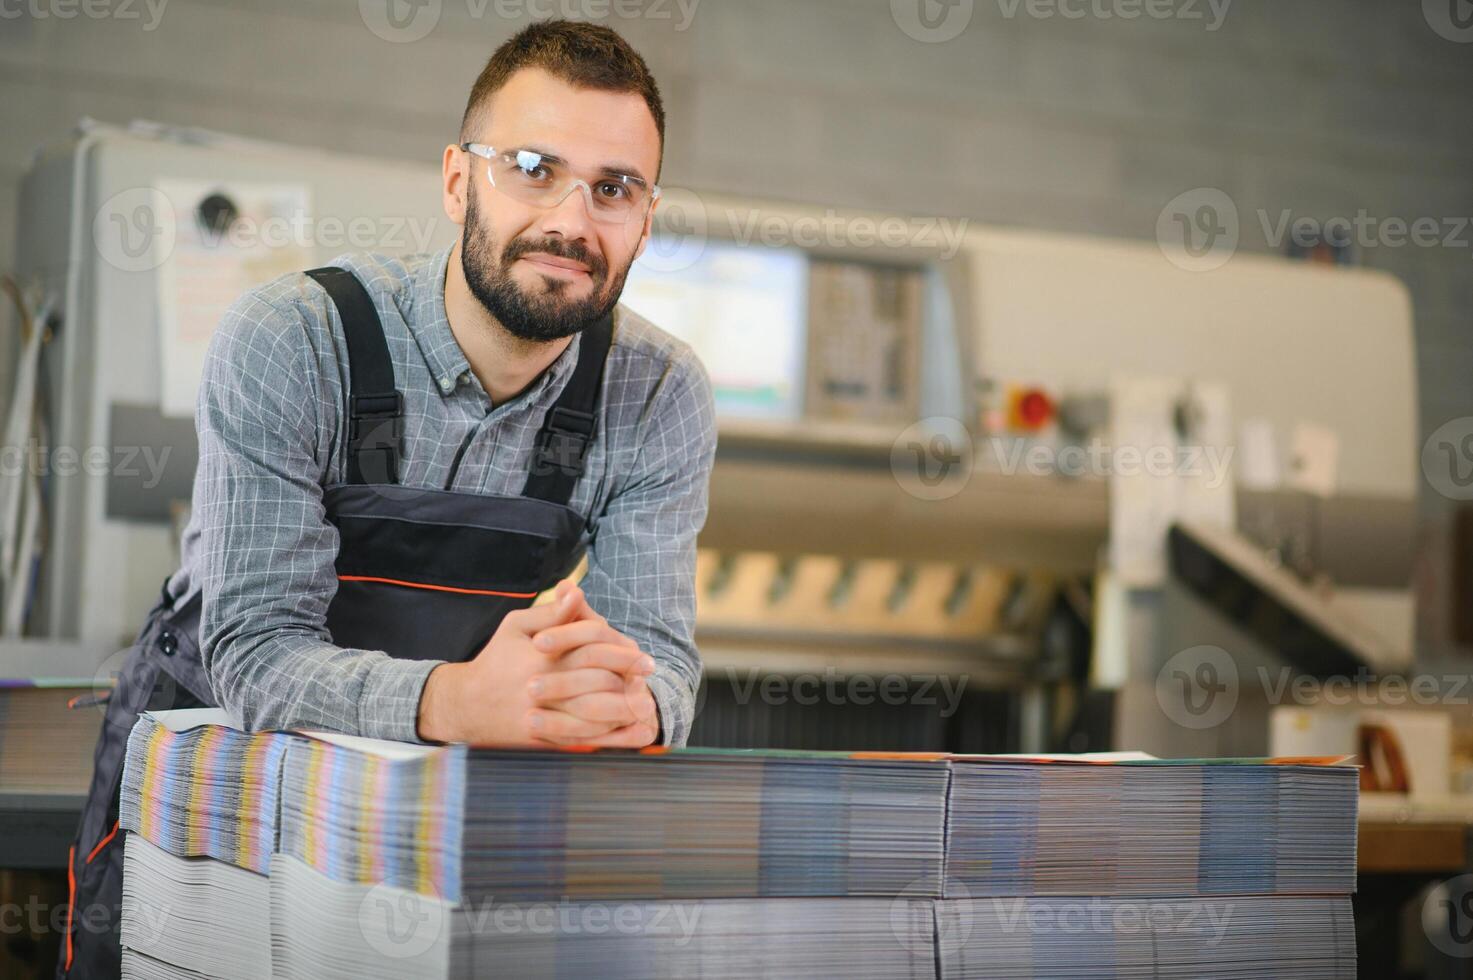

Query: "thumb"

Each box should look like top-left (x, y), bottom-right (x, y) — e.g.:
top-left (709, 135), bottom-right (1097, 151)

top-left (558, 579), bottom-right (606, 625)
top-left (623, 671), bottom-right (659, 726)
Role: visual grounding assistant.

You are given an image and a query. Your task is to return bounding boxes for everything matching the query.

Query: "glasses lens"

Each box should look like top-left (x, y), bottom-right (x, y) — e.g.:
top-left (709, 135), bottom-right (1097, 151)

top-left (595, 180), bottom-right (645, 213)
top-left (489, 150), bottom-right (554, 199)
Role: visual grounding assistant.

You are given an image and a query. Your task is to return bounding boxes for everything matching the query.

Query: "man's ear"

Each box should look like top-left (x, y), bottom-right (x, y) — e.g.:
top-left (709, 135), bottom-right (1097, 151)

top-left (442, 143), bottom-right (469, 228)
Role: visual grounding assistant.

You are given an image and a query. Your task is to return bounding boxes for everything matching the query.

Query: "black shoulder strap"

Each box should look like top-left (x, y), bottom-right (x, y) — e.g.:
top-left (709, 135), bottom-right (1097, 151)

top-left (521, 311), bottom-right (614, 504)
top-left (305, 267), bottom-right (403, 485)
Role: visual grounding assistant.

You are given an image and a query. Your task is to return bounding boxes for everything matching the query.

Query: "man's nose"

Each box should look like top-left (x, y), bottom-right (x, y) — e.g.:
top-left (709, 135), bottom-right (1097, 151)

top-left (539, 180), bottom-right (598, 244)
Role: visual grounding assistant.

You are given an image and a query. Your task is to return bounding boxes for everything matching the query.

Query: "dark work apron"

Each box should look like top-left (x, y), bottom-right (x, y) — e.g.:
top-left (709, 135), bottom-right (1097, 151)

top-left (58, 265), bottom-right (611, 979)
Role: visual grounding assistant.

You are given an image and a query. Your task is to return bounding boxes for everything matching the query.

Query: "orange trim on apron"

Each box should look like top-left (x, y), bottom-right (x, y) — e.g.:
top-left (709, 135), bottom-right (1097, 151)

top-left (337, 574), bottom-right (538, 598)
top-left (86, 820), bottom-right (119, 865)
top-left (64, 844), bottom-right (75, 971)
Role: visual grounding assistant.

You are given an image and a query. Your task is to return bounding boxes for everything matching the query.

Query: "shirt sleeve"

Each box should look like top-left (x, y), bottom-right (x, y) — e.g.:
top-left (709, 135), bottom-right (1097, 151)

top-left (194, 290), bottom-right (439, 742)
top-left (578, 347), bottom-right (718, 747)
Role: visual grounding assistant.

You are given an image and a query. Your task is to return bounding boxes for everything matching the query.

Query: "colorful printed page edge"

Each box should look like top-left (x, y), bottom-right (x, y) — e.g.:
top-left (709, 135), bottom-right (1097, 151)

top-left (950, 753), bottom-right (1356, 767)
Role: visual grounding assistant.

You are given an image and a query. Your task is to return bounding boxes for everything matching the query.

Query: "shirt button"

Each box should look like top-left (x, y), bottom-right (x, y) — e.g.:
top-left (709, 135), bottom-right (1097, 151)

top-left (439, 377), bottom-right (453, 392)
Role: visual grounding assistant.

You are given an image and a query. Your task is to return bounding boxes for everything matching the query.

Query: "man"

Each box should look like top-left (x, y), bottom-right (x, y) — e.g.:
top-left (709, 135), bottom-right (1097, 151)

top-left (60, 20), bottom-right (715, 978)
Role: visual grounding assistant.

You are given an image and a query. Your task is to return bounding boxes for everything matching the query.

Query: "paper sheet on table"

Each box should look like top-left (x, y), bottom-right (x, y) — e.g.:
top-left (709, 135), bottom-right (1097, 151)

top-left (296, 729), bottom-right (444, 761)
top-left (143, 707), bottom-right (242, 733)
top-left (142, 707), bottom-right (439, 760)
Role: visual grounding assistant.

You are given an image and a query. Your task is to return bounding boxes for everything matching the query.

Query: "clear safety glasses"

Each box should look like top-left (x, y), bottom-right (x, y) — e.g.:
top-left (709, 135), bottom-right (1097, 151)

top-left (460, 142), bottom-right (660, 225)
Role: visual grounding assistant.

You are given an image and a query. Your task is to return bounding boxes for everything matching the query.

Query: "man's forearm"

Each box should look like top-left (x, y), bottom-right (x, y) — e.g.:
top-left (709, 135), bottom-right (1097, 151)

top-left (205, 627), bottom-right (442, 741)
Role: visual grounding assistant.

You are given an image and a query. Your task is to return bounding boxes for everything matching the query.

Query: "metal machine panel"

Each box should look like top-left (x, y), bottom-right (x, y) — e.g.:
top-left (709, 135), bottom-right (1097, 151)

top-left (16, 121), bottom-right (456, 653)
top-left (964, 226), bottom-right (1417, 499)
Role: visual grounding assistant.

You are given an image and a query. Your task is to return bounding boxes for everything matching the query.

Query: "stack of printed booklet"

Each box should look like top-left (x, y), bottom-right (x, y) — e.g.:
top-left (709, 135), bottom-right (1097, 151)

top-left (117, 709), bottom-right (1358, 979)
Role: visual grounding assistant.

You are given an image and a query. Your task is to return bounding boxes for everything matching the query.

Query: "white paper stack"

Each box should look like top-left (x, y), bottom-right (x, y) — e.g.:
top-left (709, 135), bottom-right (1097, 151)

top-left (119, 708), bottom-right (300, 875)
top-left (938, 755), bottom-right (1358, 979)
top-left (936, 894), bottom-right (1356, 979)
top-left (121, 835), bottom-right (271, 980)
top-left (120, 947), bottom-right (213, 979)
top-left (270, 851), bottom-right (937, 980)
top-left (944, 757), bottom-right (1359, 897)
top-left (117, 709), bottom-right (295, 979)
top-left (274, 739), bottom-right (951, 905)
top-left (118, 712), bottom-right (1361, 979)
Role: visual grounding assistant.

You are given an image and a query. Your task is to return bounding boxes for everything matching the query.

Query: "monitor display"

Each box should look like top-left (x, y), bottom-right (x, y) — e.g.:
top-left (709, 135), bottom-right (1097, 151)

top-left (619, 236), bottom-right (809, 422)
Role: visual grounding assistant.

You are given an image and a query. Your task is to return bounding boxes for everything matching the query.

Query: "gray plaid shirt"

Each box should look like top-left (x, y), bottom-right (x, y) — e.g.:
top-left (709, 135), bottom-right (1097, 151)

top-left (166, 246), bottom-right (716, 747)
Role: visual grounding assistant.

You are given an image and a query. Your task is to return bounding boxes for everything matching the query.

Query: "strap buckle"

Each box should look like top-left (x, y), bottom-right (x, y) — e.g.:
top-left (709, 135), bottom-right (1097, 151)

top-left (349, 391), bottom-right (403, 483)
top-left (532, 406), bottom-right (597, 478)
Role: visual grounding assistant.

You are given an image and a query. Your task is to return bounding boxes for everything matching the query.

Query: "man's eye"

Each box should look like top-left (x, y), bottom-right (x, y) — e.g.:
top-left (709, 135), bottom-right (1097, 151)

top-left (519, 164), bottom-right (552, 181)
top-left (595, 181), bottom-right (629, 201)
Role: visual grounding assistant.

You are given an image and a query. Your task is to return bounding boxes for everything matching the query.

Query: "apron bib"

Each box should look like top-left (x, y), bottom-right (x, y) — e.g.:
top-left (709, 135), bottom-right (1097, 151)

top-left (58, 265), bottom-right (611, 978)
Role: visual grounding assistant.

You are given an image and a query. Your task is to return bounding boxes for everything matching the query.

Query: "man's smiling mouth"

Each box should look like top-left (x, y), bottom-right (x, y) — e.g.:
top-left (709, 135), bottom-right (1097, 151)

top-left (520, 253), bottom-right (592, 279)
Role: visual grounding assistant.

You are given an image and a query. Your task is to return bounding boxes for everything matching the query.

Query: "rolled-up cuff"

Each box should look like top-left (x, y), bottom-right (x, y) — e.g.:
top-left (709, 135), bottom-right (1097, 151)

top-left (646, 667), bottom-right (694, 747)
top-left (356, 655), bottom-right (444, 743)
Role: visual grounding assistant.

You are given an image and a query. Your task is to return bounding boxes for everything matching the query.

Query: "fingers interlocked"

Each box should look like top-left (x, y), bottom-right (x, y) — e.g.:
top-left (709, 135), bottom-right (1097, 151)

top-left (524, 580), bottom-right (660, 747)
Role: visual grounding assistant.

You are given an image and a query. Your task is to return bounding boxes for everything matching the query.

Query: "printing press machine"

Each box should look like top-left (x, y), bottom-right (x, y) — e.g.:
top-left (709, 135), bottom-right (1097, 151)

top-left (0, 120), bottom-right (1418, 875)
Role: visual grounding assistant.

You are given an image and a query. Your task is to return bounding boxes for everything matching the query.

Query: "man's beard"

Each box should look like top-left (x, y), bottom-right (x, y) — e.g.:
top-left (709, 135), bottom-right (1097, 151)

top-left (460, 183), bottom-right (630, 343)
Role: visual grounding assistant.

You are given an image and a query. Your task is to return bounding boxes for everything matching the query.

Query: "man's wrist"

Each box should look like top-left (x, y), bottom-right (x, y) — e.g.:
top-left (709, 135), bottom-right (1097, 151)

top-left (356, 655), bottom-right (444, 743)
top-left (416, 662), bottom-right (465, 744)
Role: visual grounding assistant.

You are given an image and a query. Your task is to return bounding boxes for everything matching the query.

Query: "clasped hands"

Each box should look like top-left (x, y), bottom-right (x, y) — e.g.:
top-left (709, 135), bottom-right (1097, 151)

top-left (416, 580), bottom-right (660, 749)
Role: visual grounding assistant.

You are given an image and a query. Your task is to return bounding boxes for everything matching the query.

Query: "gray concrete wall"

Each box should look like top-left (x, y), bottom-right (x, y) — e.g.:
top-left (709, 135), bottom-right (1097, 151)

top-left (2, 0), bottom-right (1470, 656)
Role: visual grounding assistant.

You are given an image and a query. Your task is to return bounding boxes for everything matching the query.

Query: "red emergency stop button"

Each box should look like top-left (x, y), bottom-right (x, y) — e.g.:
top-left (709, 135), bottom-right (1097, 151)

top-left (1009, 387), bottom-right (1055, 432)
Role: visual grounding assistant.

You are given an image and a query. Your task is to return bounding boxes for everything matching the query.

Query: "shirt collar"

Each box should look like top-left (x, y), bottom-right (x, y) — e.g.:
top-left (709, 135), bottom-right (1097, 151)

top-left (405, 245), bottom-right (584, 404)
top-left (406, 246), bottom-right (470, 393)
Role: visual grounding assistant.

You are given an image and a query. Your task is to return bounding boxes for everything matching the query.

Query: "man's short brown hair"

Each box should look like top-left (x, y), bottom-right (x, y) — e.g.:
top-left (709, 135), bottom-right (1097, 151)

top-left (460, 19), bottom-right (665, 173)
